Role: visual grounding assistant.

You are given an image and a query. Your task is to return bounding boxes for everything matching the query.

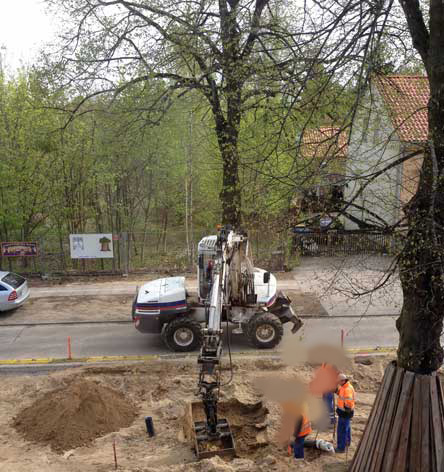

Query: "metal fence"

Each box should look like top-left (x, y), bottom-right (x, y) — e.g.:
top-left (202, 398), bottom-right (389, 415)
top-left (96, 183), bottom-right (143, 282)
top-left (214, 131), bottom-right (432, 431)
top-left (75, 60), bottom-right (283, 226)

top-left (0, 229), bottom-right (398, 276)
top-left (0, 228), bottom-right (290, 277)
top-left (292, 230), bottom-right (400, 257)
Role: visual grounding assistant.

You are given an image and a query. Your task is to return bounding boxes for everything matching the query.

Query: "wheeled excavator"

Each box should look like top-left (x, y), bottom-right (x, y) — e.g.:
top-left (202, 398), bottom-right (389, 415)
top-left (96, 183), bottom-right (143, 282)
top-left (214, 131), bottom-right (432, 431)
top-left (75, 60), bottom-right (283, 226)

top-left (132, 225), bottom-right (303, 457)
top-left (191, 226), bottom-right (302, 458)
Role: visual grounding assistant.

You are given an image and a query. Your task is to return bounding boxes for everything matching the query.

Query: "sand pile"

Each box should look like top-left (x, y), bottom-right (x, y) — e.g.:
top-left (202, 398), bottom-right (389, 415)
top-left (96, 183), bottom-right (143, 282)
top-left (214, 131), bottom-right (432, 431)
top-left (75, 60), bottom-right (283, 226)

top-left (13, 379), bottom-right (137, 452)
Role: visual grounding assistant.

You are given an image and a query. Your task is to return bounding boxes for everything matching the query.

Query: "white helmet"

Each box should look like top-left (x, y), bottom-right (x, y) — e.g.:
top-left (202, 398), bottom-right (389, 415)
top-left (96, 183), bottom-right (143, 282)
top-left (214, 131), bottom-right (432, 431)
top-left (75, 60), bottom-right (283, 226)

top-left (338, 373), bottom-right (347, 382)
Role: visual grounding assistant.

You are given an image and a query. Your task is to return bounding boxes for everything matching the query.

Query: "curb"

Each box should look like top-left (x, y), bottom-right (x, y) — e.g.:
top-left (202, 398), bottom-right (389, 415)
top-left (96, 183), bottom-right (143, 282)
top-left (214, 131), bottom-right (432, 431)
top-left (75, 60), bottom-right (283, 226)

top-left (0, 347), bottom-right (397, 366)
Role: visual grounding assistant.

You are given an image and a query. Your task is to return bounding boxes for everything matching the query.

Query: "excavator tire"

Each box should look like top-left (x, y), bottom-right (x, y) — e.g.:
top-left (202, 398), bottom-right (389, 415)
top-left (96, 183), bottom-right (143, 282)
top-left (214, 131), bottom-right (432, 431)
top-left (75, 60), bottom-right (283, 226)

top-left (246, 312), bottom-right (283, 349)
top-left (162, 316), bottom-right (203, 352)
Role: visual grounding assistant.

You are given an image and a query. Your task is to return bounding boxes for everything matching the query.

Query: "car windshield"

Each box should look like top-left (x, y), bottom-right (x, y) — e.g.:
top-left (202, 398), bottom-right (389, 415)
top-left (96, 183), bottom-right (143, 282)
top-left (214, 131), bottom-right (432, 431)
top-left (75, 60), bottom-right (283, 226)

top-left (2, 273), bottom-right (25, 289)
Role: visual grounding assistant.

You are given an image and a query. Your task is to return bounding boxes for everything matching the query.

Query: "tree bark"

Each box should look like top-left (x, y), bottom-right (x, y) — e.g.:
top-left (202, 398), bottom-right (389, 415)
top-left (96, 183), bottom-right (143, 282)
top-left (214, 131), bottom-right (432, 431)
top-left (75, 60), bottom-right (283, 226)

top-left (219, 135), bottom-right (241, 226)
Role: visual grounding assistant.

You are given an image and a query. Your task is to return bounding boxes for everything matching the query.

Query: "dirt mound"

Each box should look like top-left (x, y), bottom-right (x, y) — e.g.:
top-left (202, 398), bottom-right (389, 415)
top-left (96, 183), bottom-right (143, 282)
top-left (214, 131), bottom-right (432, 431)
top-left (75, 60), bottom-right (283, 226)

top-left (13, 379), bottom-right (137, 452)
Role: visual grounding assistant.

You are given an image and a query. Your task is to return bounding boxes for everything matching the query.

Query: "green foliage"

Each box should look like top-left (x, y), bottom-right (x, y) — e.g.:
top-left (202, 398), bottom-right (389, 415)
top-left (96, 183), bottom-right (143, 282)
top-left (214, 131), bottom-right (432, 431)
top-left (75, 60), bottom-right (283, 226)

top-left (0, 64), bottom-right (354, 264)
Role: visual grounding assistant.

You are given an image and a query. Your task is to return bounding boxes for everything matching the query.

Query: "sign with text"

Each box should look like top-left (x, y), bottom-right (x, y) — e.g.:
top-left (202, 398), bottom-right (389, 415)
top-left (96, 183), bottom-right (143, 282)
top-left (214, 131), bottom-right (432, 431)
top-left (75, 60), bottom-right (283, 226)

top-left (69, 234), bottom-right (114, 259)
top-left (1, 242), bottom-right (38, 257)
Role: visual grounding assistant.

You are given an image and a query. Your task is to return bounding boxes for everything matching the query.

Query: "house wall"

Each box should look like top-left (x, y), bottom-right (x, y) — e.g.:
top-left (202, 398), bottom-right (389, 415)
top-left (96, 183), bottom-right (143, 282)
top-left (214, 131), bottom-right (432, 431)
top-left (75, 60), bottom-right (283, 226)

top-left (400, 145), bottom-right (423, 208)
top-left (344, 86), bottom-right (403, 230)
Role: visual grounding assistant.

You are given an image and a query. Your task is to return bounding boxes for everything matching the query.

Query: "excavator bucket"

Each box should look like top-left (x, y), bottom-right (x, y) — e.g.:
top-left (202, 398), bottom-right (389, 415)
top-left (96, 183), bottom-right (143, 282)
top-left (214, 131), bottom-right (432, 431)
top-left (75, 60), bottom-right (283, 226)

top-left (186, 401), bottom-right (236, 459)
top-left (194, 419), bottom-right (235, 459)
top-left (270, 290), bottom-right (303, 334)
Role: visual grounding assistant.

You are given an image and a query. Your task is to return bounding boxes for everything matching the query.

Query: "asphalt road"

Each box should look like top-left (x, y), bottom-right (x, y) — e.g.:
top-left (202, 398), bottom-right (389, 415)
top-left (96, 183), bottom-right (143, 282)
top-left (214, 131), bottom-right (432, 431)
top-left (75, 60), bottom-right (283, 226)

top-left (0, 316), bottom-right (401, 360)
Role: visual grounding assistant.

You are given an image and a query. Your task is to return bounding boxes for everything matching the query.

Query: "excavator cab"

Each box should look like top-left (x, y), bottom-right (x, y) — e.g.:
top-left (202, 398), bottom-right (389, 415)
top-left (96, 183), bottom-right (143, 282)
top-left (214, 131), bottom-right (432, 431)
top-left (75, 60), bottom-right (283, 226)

top-left (197, 236), bottom-right (217, 302)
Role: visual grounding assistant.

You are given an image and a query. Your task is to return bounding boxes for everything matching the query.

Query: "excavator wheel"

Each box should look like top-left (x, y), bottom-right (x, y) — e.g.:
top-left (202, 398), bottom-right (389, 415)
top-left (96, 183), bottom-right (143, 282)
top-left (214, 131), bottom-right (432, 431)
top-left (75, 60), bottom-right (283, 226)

top-left (162, 317), bottom-right (203, 352)
top-left (246, 312), bottom-right (283, 349)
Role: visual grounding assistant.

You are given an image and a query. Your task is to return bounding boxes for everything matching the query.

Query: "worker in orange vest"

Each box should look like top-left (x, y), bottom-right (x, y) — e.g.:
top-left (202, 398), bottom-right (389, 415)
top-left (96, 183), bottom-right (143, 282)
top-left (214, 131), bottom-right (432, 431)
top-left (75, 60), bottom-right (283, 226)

top-left (335, 373), bottom-right (355, 453)
top-left (290, 407), bottom-right (312, 460)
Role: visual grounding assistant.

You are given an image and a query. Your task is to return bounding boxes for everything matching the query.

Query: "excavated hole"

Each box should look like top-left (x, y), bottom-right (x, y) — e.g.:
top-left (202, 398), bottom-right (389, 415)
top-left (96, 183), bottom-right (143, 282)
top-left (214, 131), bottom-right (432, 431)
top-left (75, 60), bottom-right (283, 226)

top-left (184, 399), bottom-right (269, 457)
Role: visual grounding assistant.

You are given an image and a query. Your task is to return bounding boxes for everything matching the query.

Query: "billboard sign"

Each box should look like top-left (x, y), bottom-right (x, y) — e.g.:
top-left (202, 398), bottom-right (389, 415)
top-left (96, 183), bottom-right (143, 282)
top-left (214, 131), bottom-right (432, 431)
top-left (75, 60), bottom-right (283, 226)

top-left (1, 242), bottom-right (38, 257)
top-left (69, 234), bottom-right (114, 259)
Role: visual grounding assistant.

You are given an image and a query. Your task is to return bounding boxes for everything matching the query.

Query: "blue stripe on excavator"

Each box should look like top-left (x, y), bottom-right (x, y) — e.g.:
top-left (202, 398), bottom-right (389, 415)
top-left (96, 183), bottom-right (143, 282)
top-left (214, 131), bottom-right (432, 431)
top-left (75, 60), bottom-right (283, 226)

top-left (137, 299), bottom-right (187, 308)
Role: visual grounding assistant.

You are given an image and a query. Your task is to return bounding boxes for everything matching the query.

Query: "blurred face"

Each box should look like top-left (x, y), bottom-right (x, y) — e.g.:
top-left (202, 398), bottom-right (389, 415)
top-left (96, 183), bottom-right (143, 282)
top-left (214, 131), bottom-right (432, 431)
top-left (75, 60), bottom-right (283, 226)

top-left (339, 379), bottom-right (347, 386)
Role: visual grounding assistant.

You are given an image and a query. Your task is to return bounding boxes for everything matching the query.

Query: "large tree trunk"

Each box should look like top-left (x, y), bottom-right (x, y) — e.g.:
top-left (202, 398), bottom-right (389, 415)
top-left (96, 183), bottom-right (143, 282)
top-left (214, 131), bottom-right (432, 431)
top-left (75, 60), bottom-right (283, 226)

top-left (396, 143), bottom-right (444, 374)
top-left (396, 0), bottom-right (444, 375)
top-left (396, 152), bottom-right (444, 373)
top-left (213, 113), bottom-right (242, 227)
top-left (396, 203), bottom-right (444, 373)
top-left (220, 139), bottom-right (241, 227)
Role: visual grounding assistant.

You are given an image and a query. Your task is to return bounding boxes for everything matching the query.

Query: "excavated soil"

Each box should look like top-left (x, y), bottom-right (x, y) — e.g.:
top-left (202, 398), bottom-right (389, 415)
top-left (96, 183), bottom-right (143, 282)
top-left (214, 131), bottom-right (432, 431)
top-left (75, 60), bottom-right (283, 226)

top-left (13, 379), bottom-right (137, 452)
top-left (186, 399), bottom-right (269, 456)
top-left (0, 355), bottom-right (410, 472)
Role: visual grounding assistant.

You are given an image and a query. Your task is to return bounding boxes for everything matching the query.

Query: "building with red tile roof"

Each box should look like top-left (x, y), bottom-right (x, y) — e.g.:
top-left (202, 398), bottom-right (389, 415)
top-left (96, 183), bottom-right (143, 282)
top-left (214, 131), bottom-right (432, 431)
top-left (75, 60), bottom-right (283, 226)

top-left (344, 75), bottom-right (427, 230)
top-left (292, 127), bottom-right (349, 224)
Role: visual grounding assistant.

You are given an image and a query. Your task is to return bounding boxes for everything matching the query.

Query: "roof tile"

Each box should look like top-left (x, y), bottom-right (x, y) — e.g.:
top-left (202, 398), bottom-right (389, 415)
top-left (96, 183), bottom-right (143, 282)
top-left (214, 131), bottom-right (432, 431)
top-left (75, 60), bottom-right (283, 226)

top-left (374, 75), bottom-right (429, 142)
top-left (300, 127), bottom-right (348, 159)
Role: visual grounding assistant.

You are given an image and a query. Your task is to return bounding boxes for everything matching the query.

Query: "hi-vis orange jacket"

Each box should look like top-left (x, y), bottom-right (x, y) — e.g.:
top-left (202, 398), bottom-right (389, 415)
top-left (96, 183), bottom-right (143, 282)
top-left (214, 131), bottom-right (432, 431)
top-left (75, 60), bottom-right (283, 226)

top-left (297, 413), bottom-right (313, 438)
top-left (337, 381), bottom-right (355, 411)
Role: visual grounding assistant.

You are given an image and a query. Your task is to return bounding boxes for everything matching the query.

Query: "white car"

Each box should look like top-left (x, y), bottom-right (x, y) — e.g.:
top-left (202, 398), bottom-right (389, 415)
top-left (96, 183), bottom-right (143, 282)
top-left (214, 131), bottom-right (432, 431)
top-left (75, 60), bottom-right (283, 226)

top-left (0, 271), bottom-right (30, 312)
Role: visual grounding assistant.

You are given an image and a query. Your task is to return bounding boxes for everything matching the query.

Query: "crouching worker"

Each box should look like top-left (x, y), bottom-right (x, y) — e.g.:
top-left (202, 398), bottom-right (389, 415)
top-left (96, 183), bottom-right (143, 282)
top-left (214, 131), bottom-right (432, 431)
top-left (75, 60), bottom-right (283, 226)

top-left (335, 373), bottom-right (355, 453)
top-left (291, 405), bottom-right (312, 460)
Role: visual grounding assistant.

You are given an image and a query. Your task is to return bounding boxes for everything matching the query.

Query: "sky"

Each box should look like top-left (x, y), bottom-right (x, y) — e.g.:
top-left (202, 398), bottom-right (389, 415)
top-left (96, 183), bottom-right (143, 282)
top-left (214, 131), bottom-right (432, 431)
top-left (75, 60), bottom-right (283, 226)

top-left (0, 0), bottom-right (58, 72)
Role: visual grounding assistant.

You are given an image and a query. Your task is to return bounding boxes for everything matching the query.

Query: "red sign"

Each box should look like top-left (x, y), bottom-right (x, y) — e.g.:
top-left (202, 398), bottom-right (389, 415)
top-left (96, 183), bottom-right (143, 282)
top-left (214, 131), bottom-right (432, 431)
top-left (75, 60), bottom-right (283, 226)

top-left (1, 242), bottom-right (38, 257)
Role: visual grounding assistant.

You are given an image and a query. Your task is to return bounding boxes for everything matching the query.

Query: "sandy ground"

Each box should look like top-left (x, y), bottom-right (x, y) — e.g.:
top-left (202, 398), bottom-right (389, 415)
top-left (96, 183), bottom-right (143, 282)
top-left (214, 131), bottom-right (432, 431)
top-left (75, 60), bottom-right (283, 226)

top-left (0, 290), bottom-right (325, 324)
top-left (0, 355), bottom-right (404, 472)
top-left (0, 295), bottom-right (134, 324)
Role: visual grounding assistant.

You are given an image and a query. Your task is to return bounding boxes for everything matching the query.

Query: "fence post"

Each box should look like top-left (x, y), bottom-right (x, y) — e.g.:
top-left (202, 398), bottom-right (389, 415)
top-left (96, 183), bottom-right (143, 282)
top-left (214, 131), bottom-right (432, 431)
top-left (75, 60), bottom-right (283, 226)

top-left (39, 238), bottom-right (47, 279)
top-left (121, 232), bottom-right (129, 276)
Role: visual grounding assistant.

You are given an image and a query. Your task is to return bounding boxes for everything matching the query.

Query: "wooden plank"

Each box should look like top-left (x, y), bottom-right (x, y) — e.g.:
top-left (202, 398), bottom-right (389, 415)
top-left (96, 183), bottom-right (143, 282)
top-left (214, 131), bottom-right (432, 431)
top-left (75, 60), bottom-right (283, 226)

top-left (360, 363), bottom-right (399, 471)
top-left (430, 374), bottom-right (444, 470)
top-left (420, 375), bottom-right (431, 472)
top-left (349, 362), bottom-right (391, 471)
top-left (350, 362), bottom-right (396, 471)
top-left (371, 366), bottom-right (404, 471)
top-left (372, 365), bottom-right (405, 469)
top-left (410, 377), bottom-right (423, 471)
top-left (393, 393), bottom-right (413, 472)
top-left (384, 370), bottom-right (415, 471)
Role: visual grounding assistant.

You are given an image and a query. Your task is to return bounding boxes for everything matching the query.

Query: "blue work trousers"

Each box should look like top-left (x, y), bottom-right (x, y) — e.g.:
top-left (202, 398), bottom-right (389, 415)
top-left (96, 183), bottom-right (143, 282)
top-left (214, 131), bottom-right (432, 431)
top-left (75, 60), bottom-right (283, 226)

top-left (323, 392), bottom-right (336, 424)
top-left (292, 436), bottom-right (306, 459)
top-left (337, 416), bottom-right (351, 451)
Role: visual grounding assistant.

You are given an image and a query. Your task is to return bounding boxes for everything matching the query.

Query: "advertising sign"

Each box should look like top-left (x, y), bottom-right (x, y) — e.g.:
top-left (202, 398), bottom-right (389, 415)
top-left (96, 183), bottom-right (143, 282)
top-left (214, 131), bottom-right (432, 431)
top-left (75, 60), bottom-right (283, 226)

top-left (69, 234), bottom-right (114, 259)
top-left (1, 242), bottom-right (38, 257)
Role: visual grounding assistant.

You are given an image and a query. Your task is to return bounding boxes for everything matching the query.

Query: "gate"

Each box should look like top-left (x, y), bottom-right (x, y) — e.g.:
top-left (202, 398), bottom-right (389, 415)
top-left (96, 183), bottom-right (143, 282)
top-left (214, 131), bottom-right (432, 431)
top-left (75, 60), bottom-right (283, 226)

top-left (293, 230), bottom-right (399, 256)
